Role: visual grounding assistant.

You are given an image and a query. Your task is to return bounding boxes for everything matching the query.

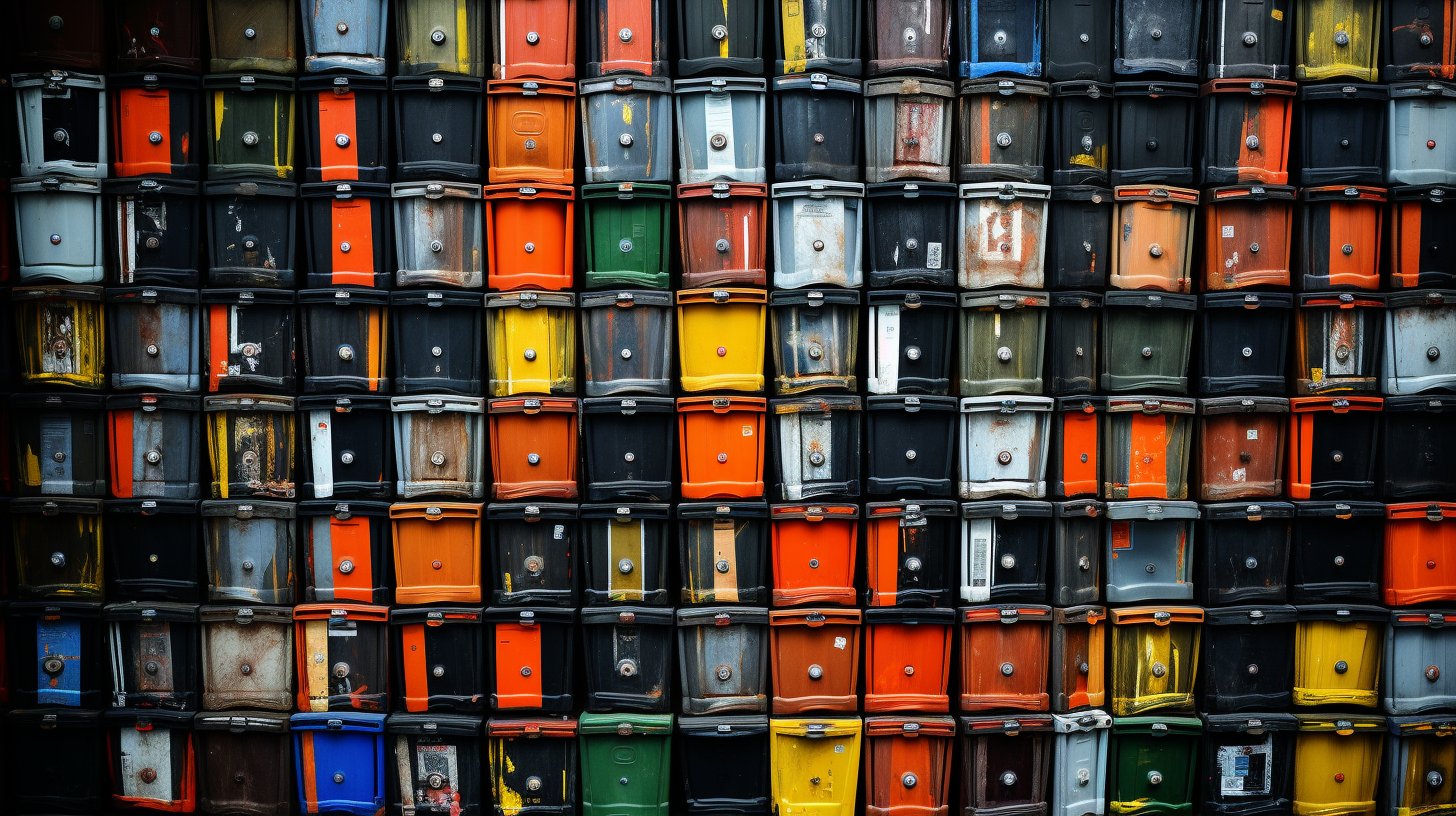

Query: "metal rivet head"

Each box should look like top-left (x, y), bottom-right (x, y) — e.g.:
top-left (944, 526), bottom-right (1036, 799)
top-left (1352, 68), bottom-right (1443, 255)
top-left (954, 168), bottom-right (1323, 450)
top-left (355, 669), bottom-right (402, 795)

top-left (712, 24), bottom-right (728, 40)
top-left (1245, 557), bottom-right (1259, 569)
top-left (619, 133), bottom-right (634, 146)
top-left (1335, 660), bottom-right (1349, 674)
top-left (524, 348), bottom-right (538, 361)
top-left (992, 30), bottom-right (1007, 45)
top-left (619, 238), bottom-right (634, 253)
top-left (432, 29), bottom-right (448, 43)
top-left (617, 658), bottom-right (638, 677)
top-left (808, 558), bottom-right (821, 569)
top-left (243, 239), bottom-right (257, 250)
top-left (617, 558), bottom-right (634, 575)
top-left (814, 132), bottom-right (825, 143)
top-left (145, 450), bottom-right (162, 464)
top-left (43, 656), bottom-right (65, 675)
top-left (527, 453), bottom-right (541, 465)
top-left (906, 238), bottom-right (919, 250)
top-left (1335, 30), bottom-right (1350, 46)
top-left (712, 238), bottom-right (731, 253)
top-left (144, 343), bottom-right (160, 357)
top-left (716, 665), bottom-right (732, 681)
top-left (1079, 662), bottom-right (1090, 674)
top-left (1332, 451), bottom-right (1344, 463)
top-left (996, 132), bottom-right (1012, 147)
top-left (336, 21), bottom-right (349, 33)
top-left (1150, 28), bottom-right (1162, 39)
top-left (144, 660), bottom-right (160, 676)
top-left (1149, 243), bottom-right (1163, 257)
top-left (1152, 662), bottom-right (1166, 677)
top-left (808, 344), bottom-right (823, 360)
top-left (808, 664), bottom-right (823, 679)
top-left (618, 27), bottom-right (633, 41)
top-left (1148, 771), bottom-right (1163, 785)
top-left (1334, 555), bottom-right (1346, 566)
top-left (244, 27), bottom-right (256, 38)
top-left (1243, 31), bottom-right (1258, 46)
top-left (1341, 138), bottom-right (1351, 148)
top-left (525, 555), bottom-right (544, 575)
top-left (1239, 346), bottom-right (1254, 358)
top-left (338, 345), bottom-right (354, 361)
top-left (50, 552), bottom-right (65, 567)
top-left (333, 773), bottom-right (345, 784)
top-left (905, 449), bottom-right (917, 461)
top-left (526, 777), bottom-right (542, 791)
top-left (999, 772), bottom-right (1017, 787)
top-left (1078, 556), bottom-right (1090, 571)
top-left (716, 560), bottom-right (731, 573)
top-left (903, 773), bottom-right (919, 788)
top-left (432, 133), bottom-right (443, 143)
top-left (620, 778), bottom-right (630, 786)
top-left (1428, 666), bottom-right (1441, 681)
top-left (432, 560), bottom-right (442, 569)
top-left (146, 130), bottom-right (164, 146)
top-left (716, 346), bottom-right (727, 357)
top-left (339, 240), bottom-right (353, 254)
top-left (710, 133), bottom-right (728, 150)
top-left (431, 451), bottom-right (447, 467)
top-left (623, 451), bottom-right (635, 462)
top-left (810, 451), bottom-right (827, 467)
top-left (1142, 346), bottom-right (1154, 358)
top-left (50, 234), bottom-right (61, 245)
top-left (717, 453), bottom-right (728, 463)
top-left (1000, 662), bottom-right (1014, 676)
top-left (1335, 344), bottom-right (1351, 362)
top-left (1147, 138), bottom-right (1159, 151)
top-left (241, 560), bottom-right (254, 571)
top-left (145, 236), bottom-right (161, 249)
top-left (1079, 32), bottom-right (1090, 42)
top-left (905, 556), bottom-right (922, 572)
top-left (335, 133), bottom-right (350, 147)
top-left (333, 662), bottom-right (350, 679)
top-left (1430, 346), bottom-right (1442, 360)
top-left (997, 346), bottom-right (1013, 363)
top-left (813, 240), bottom-right (825, 251)
top-left (337, 558), bottom-right (355, 575)
top-left (811, 22), bottom-right (827, 37)
top-left (1431, 771), bottom-right (1446, 788)
top-left (431, 346), bottom-right (443, 357)
top-left (1246, 134), bottom-right (1260, 150)
top-left (1247, 663), bottom-right (1259, 675)
top-left (997, 450), bottom-right (1013, 465)
top-left (1146, 563), bottom-right (1157, 573)
top-left (242, 131), bottom-right (259, 146)
top-left (1342, 243), bottom-right (1354, 255)
top-left (1000, 553), bottom-right (1016, 569)
top-left (906, 346), bottom-right (922, 361)
top-left (240, 663), bottom-right (252, 675)
top-left (520, 666), bottom-right (532, 676)
top-left (48, 15), bottom-right (64, 29)
top-left (1421, 31), bottom-right (1436, 46)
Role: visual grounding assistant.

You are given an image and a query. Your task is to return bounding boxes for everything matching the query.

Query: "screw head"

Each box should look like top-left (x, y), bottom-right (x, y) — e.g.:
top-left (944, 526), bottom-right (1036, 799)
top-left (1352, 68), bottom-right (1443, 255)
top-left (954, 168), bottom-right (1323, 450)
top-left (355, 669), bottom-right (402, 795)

top-left (997, 450), bottom-right (1013, 465)
top-left (145, 660), bottom-right (160, 675)
top-left (1142, 346), bottom-right (1154, 358)
top-left (619, 27), bottom-right (633, 41)
top-left (1335, 660), bottom-right (1349, 674)
top-left (716, 665), bottom-right (732, 680)
top-left (335, 133), bottom-right (351, 148)
top-left (618, 558), bottom-right (634, 574)
top-left (1080, 33), bottom-right (1089, 42)
top-left (146, 450), bottom-right (162, 464)
top-left (333, 772), bottom-right (345, 784)
top-left (1000, 772), bottom-right (1017, 787)
top-left (619, 133), bottom-right (634, 146)
top-left (433, 29), bottom-right (448, 43)
top-left (903, 773), bottom-right (919, 788)
top-left (905, 449), bottom-right (917, 461)
top-left (520, 666), bottom-right (532, 676)
top-left (1149, 243), bottom-right (1164, 257)
top-left (1146, 563), bottom-right (1157, 573)
top-left (1246, 134), bottom-right (1260, 150)
top-left (712, 25), bottom-right (728, 40)
top-left (811, 23), bottom-right (827, 37)
top-left (619, 238), bottom-right (634, 253)
top-left (145, 343), bottom-right (160, 356)
top-left (431, 451), bottom-right (447, 466)
top-left (1430, 346), bottom-right (1442, 360)
top-left (1432, 771), bottom-right (1446, 788)
top-left (716, 560), bottom-right (731, 573)
top-left (997, 346), bottom-right (1013, 363)
top-left (710, 133), bottom-right (728, 150)
top-left (240, 663), bottom-right (252, 675)
top-left (996, 132), bottom-right (1013, 147)
top-left (620, 348), bottom-right (632, 360)
top-left (1241, 346), bottom-right (1253, 358)
top-left (808, 344), bottom-right (823, 360)
top-left (1000, 553), bottom-right (1016, 569)
top-left (906, 238), bottom-right (919, 250)
top-left (809, 558), bottom-right (820, 568)
top-left (1247, 663), bottom-right (1259, 675)
top-left (1000, 662), bottom-right (1014, 676)
top-left (524, 242), bottom-right (535, 253)
top-left (1342, 243), bottom-right (1354, 255)
top-left (145, 236), bottom-right (161, 249)
top-left (1335, 773), bottom-right (1346, 782)
top-left (338, 345), bottom-right (354, 361)
top-left (905, 556), bottom-right (922, 572)
top-left (809, 452), bottom-right (825, 466)
top-left (808, 664), bottom-right (823, 679)
top-left (337, 22), bottom-right (349, 33)
top-left (244, 27), bottom-right (256, 38)
top-left (1332, 450), bottom-right (1344, 463)
top-left (1245, 557), bottom-right (1259, 569)
top-left (1147, 138), bottom-right (1159, 151)
top-left (813, 240), bottom-right (825, 251)
top-left (1152, 662), bottom-right (1167, 677)
top-left (718, 453), bottom-right (728, 463)
top-left (1150, 27), bottom-right (1162, 39)
top-left (906, 346), bottom-right (921, 361)
top-left (1243, 32), bottom-right (1258, 46)
top-left (1334, 555), bottom-right (1346, 566)
top-left (1148, 771), bottom-right (1163, 785)
top-left (526, 777), bottom-right (542, 792)
top-left (527, 453), bottom-right (541, 465)
top-left (241, 560), bottom-right (254, 571)
top-left (524, 348), bottom-right (537, 361)
top-left (242, 131), bottom-right (259, 146)
top-left (49, 234), bottom-right (61, 245)
top-left (715, 238), bottom-right (730, 252)
top-left (432, 133), bottom-right (443, 144)
top-left (431, 346), bottom-right (443, 357)
top-left (717, 346), bottom-right (727, 357)
top-left (147, 130), bottom-right (164, 145)
top-left (1428, 665), bottom-right (1442, 681)
top-left (50, 552), bottom-right (65, 567)
top-left (1335, 30), bottom-right (1350, 46)
top-left (623, 451), bottom-right (635, 462)
top-left (432, 560), bottom-right (443, 569)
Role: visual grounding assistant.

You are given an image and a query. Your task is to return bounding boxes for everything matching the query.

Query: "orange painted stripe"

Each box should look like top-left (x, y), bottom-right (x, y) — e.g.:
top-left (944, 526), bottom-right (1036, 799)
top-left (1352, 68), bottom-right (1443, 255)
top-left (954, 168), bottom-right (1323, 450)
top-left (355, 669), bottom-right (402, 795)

top-left (316, 91), bottom-right (359, 181)
top-left (117, 88), bottom-right (174, 176)
top-left (207, 305), bottom-right (229, 392)
top-left (367, 307), bottom-right (383, 390)
top-left (300, 733), bottom-right (319, 812)
top-left (1127, 413), bottom-right (1166, 498)
top-left (1396, 202), bottom-right (1423, 287)
top-left (109, 410), bottom-right (135, 498)
top-left (330, 197), bottom-right (376, 286)
top-left (1290, 414), bottom-right (1314, 499)
top-left (330, 516), bottom-right (374, 600)
top-left (401, 623), bottom-right (430, 712)
top-left (871, 519), bottom-right (899, 606)
top-left (1062, 412), bottom-right (1098, 495)
top-left (494, 622), bottom-right (543, 708)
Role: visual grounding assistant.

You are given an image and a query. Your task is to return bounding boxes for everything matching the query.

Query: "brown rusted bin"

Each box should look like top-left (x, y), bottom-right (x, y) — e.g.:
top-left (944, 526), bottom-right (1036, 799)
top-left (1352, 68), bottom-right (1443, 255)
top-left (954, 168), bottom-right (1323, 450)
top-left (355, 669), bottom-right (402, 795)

top-left (488, 397), bottom-right (579, 500)
top-left (677, 182), bottom-right (769, 287)
top-left (1195, 397), bottom-right (1289, 501)
top-left (1200, 185), bottom-right (1296, 290)
top-left (769, 608), bottom-right (862, 714)
top-left (199, 605), bottom-right (295, 711)
top-left (958, 604), bottom-right (1052, 712)
top-left (863, 715), bottom-right (956, 816)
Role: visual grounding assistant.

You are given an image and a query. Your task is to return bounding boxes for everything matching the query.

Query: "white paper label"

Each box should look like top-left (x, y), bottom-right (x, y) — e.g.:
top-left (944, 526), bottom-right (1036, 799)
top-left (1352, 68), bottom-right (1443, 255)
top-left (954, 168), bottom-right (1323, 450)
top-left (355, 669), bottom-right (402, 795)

top-left (1218, 738), bottom-right (1272, 796)
top-left (1232, 467), bottom-right (1247, 483)
top-left (1222, 225), bottom-right (1235, 238)
top-left (309, 410), bottom-right (334, 498)
top-left (1246, 429), bottom-right (1259, 440)
top-left (703, 92), bottom-right (737, 175)
top-left (873, 306), bottom-right (901, 393)
top-left (834, 636), bottom-right (847, 650)
top-left (926, 241), bottom-right (943, 269)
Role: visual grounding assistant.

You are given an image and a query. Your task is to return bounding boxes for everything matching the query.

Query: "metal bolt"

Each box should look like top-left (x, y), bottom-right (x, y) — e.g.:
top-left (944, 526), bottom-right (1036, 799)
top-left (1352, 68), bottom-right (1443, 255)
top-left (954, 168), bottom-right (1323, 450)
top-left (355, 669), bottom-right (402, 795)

top-left (146, 450), bottom-right (162, 464)
top-left (333, 662), bottom-right (350, 679)
top-left (524, 242), bottom-right (535, 253)
top-left (242, 560), bottom-right (254, 571)
top-left (1079, 556), bottom-right (1090, 571)
top-left (710, 133), bottom-right (728, 150)
top-left (1335, 773), bottom-right (1346, 782)
top-left (1243, 32), bottom-right (1258, 46)
top-left (716, 665), bottom-right (732, 681)
top-left (1342, 243), bottom-right (1354, 255)
top-left (245, 27), bottom-right (256, 38)
top-left (243, 239), bottom-right (257, 250)
top-left (525, 556), bottom-right (544, 574)
top-left (996, 132), bottom-right (1012, 147)
top-left (1142, 346), bottom-right (1153, 358)
top-left (527, 453), bottom-right (541, 465)
top-left (1342, 138), bottom-right (1351, 148)
top-left (1150, 28), bottom-right (1162, 39)
top-left (43, 657), bottom-right (65, 675)
top-left (432, 133), bottom-right (443, 143)
top-left (620, 348), bottom-right (632, 360)
top-left (716, 346), bottom-right (727, 357)
top-left (145, 344), bottom-right (160, 356)
top-left (808, 664), bottom-right (823, 679)
top-left (338, 559), bottom-right (355, 575)
top-left (433, 29), bottom-right (448, 44)
top-left (50, 552), bottom-right (65, 567)
top-left (808, 344), bottom-right (823, 359)
top-left (1242, 347), bottom-right (1253, 358)
top-left (619, 27), bottom-right (633, 41)
top-left (333, 773), bottom-right (345, 784)
top-left (520, 666), bottom-right (532, 676)
top-left (1334, 555), bottom-right (1346, 566)
top-left (431, 451), bottom-right (446, 466)
top-left (1423, 32), bottom-right (1435, 46)
top-left (243, 131), bottom-right (259, 146)
top-left (814, 133), bottom-right (825, 143)
top-left (432, 560), bottom-right (442, 569)
top-left (905, 449), bottom-right (917, 461)
top-left (906, 238), bottom-right (919, 250)
top-left (1335, 344), bottom-right (1351, 362)
top-left (1246, 134), bottom-right (1259, 150)
top-left (811, 22), bottom-right (826, 37)
top-left (524, 348), bottom-right (537, 361)
top-left (618, 558), bottom-right (634, 574)
top-left (905, 557), bottom-right (922, 572)
top-left (240, 664), bottom-right (252, 675)
top-left (623, 451), bottom-right (635, 462)
top-left (718, 453), bottom-right (728, 463)
top-left (618, 659), bottom-right (638, 677)
top-left (809, 558), bottom-right (820, 569)
top-left (993, 30), bottom-right (1007, 45)
top-left (712, 25), bottom-right (728, 40)
top-left (1146, 563), bottom-right (1157, 573)
top-left (1147, 138), bottom-right (1159, 151)
top-left (903, 773), bottom-right (919, 788)
top-left (336, 134), bottom-right (350, 147)
top-left (1430, 346), bottom-right (1442, 360)
top-left (1000, 772), bottom-right (1017, 787)
top-left (1245, 556), bottom-right (1259, 569)
top-left (1335, 30), bottom-right (1350, 46)
top-left (715, 238), bottom-right (730, 252)
top-left (338, 345), bottom-right (354, 361)
top-left (339, 241), bottom-right (352, 254)
top-left (813, 240), bottom-right (825, 251)
top-left (145, 661), bottom-right (160, 675)
top-left (148, 131), bottom-right (164, 145)
top-left (1432, 772), bottom-right (1445, 788)
top-left (619, 133), bottom-right (634, 146)
top-left (619, 238), bottom-right (634, 253)
top-left (716, 560), bottom-right (731, 573)
top-left (431, 346), bottom-right (443, 357)
top-left (1149, 243), bottom-right (1163, 257)
top-left (1000, 662), bottom-right (1014, 676)
top-left (1248, 664), bottom-right (1259, 675)
top-left (620, 778), bottom-right (630, 786)
top-left (1079, 662), bottom-right (1090, 674)
top-left (1148, 771), bottom-right (1163, 786)
top-left (145, 236), bottom-right (160, 249)
top-left (1335, 660), bottom-right (1349, 674)
top-left (1152, 662), bottom-right (1166, 677)
top-left (997, 346), bottom-right (1013, 362)
top-left (1078, 769), bottom-right (1091, 785)
top-left (526, 777), bottom-right (542, 792)
top-left (337, 22), bottom-right (349, 33)
top-left (1428, 666), bottom-right (1441, 681)
top-left (1000, 553), bottom-right (1016, 569)
top-left (50, 234), bottom-right (61, 245)
top-left (1332, 451), bottom-right (1344, 463)
top-left (906, 346), bottom-right (921, 360)
top-left (1249, 242), bottom-right (1260, 253)
top-left (1081, 134), bottom-right (1094, 151)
